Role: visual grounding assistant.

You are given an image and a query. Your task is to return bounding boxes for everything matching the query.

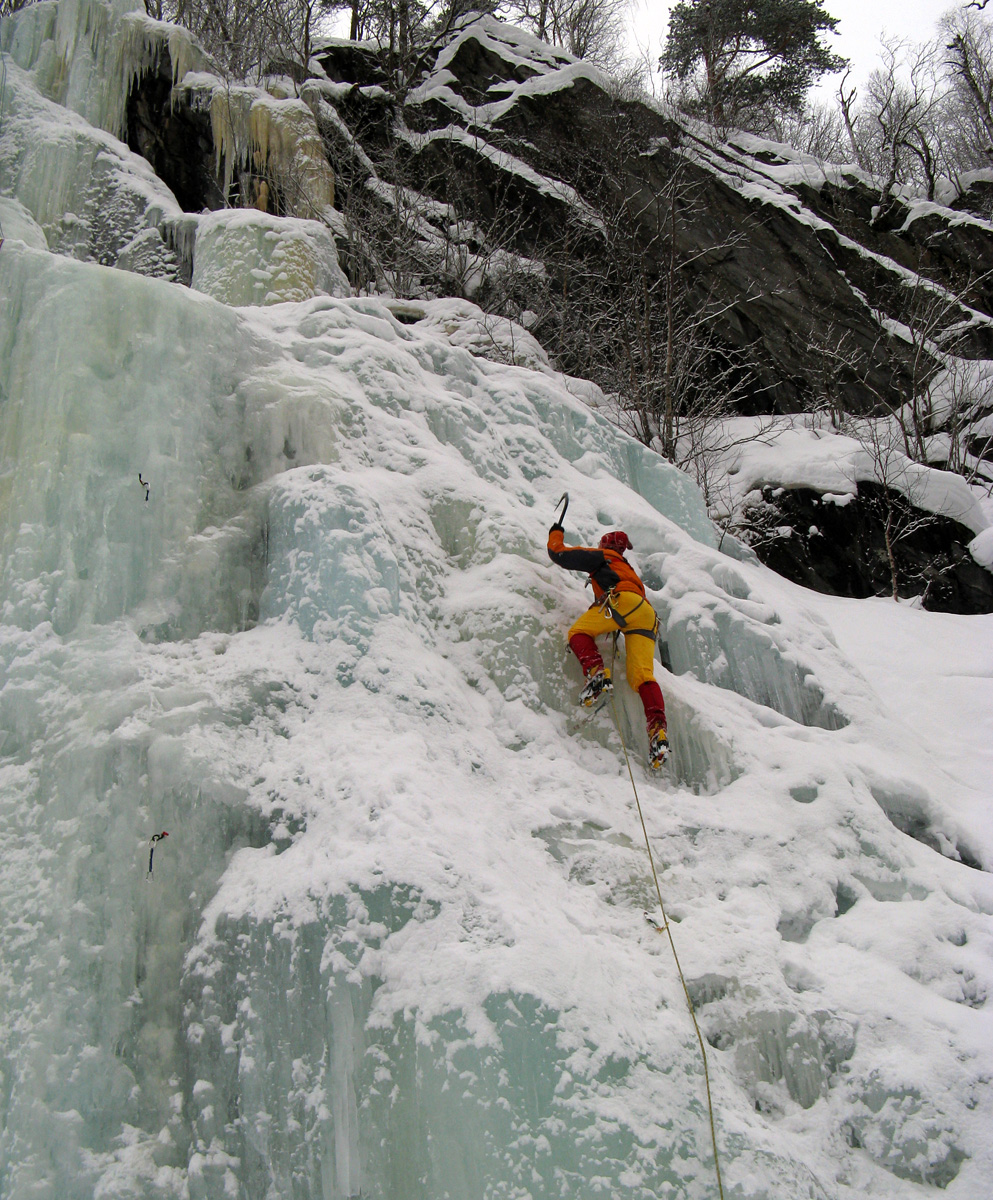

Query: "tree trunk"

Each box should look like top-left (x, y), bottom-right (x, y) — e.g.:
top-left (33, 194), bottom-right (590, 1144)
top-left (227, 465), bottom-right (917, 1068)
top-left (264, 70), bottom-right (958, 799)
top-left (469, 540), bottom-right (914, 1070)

top-left (950, 34), bottom-right (993, 153)
top-left (663, 193), bottom-right (676, 460)
top-left (398, 0), bottom-right (410, 65)
top-left (884, 503), bottom-right (899, 601)
top-left (537, 0), bottom-right (550, 42)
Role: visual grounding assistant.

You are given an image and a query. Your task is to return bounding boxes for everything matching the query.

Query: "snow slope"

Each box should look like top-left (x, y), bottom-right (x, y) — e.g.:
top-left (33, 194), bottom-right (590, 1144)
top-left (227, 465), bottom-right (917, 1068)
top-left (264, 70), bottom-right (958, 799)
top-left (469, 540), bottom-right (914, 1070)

top-left (2, 232), bottom-right (992, 1199)
top-left (2, 4), bottom-right (993, 1199)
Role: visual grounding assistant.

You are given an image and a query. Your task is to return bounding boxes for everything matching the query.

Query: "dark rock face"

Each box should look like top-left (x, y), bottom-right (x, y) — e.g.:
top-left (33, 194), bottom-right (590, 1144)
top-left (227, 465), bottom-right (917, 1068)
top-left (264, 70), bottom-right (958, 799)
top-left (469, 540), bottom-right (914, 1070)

top-left (793, 175), bottom-right (993, 356)
top-left (125, 21), bottom-right (993, 417)
top-left (741, 484), bottom-right (993, 614)
top-left (313, 40), bottom-right (392, 88)
top-left (413, 35), bottom-right (988, 414)
top-left (950, 175), bottom-right (993, 223)
top-left (126, 55), bottom-right (224, 213)
top-left (119, 19), bottom-right (993, 612)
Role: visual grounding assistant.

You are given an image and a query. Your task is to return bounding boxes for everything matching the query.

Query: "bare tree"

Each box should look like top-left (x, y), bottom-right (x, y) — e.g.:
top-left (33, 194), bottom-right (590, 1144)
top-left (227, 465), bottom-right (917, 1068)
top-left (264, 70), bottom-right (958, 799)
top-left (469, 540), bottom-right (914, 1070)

top-left (836, 68), bottom-right (864, 165)
top-left (351, 0), bottom-right (497, 94)
top-left (803, 268), bottom-right (993, 493)
top-left (941, 8), bottom-right (993, 170)
top-left (930, 358), bottom-right (993, 489)
top-left (842, 414), bottom-right (945, 601)
top-left (511, 120), bottom-right (768, 474)
top-left (860, 37), bottom-right (951, 213)
top-left (768, 99), bottom-right (849, 161)
top-left (503, 0), bottom-right (632, 69)
top-left (810, 17), bottom-right (993, 197)
top-left (167, 0), bottom-right (346, 79)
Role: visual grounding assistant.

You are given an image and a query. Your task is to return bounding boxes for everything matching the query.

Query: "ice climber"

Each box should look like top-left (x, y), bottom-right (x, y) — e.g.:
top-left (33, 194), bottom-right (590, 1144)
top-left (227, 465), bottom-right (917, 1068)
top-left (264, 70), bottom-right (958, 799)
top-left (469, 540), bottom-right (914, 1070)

top-left (547, 520), bottom-right (669, 769)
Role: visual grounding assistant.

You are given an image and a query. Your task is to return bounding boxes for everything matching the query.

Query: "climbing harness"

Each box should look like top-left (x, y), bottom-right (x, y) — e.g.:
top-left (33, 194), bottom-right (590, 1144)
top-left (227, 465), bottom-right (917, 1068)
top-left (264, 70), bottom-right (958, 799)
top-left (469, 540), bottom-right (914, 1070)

top-left (598, 588), bottom-right (659, 640)
top-left (147, 831), bottom-right (168, 875)
top-left (607, 638), bottom-right (725, 1200)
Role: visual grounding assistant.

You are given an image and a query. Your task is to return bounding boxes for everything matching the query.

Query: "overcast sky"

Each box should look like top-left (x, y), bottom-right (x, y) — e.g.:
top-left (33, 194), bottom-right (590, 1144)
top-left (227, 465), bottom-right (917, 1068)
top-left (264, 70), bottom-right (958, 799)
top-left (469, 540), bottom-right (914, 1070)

top-left (630, 0), bottom-right (961, 93)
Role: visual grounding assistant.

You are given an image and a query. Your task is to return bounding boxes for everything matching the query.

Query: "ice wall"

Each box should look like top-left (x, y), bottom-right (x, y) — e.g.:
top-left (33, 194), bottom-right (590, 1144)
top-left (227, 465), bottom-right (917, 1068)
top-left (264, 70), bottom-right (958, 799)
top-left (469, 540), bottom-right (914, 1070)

top-left (191, 210), bottom-right (350, 306)
top-left (1, 0), bottom-right (341, 289)
top-left (0, 47), bottom-right (185, 271)
top-left (3, 6), bottom-right (993, 1199)
top-left (2, 232), bottom-right (992, 1200)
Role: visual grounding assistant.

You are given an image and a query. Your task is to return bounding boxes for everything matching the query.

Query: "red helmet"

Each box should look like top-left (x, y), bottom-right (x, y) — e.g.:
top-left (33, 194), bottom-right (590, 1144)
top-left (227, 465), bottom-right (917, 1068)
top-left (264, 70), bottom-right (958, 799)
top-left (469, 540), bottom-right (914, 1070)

top-left (599, 530), bottom-right (632, 553)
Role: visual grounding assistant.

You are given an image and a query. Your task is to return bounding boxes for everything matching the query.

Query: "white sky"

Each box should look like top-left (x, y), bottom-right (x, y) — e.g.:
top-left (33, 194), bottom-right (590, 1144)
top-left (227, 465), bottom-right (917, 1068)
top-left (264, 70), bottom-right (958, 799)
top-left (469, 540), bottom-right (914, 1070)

top-left (629, 0), bottom-right (961, 94)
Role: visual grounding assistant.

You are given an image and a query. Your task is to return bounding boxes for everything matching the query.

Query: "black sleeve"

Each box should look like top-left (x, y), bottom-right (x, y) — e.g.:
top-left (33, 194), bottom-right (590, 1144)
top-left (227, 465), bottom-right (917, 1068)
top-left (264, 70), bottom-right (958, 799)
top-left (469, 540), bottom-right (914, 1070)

top-left (548, 544), bottom-right (610, 574)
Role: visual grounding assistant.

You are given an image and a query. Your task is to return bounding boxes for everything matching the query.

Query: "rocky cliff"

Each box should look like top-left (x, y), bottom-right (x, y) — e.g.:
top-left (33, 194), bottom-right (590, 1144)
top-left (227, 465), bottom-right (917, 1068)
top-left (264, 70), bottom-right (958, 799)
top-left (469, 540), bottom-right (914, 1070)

top-left (5, 4), bottom-right (992, 609)
top-left (117, 18), bottom-right (993, 416)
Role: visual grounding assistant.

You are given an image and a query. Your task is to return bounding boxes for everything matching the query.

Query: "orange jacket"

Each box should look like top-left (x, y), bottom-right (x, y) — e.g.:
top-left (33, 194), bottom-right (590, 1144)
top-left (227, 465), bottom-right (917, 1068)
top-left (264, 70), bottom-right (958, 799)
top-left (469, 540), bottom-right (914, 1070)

top-left (547, 527), bottom-right (646, 601)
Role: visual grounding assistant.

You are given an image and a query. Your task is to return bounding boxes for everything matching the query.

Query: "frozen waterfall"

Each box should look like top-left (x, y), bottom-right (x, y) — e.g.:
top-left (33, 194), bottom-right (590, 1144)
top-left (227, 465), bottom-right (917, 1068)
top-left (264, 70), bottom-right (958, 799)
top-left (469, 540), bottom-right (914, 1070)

top-left (2, 4), bottom-right (993, 1200)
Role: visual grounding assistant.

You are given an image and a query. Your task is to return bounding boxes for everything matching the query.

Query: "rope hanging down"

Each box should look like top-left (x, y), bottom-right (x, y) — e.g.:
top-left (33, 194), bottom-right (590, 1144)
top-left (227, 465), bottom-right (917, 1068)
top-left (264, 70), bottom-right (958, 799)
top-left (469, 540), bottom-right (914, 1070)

top-left (0, 53), bottom-right (7, 253)
top-left (608, 639), bottom-right (725, 1200)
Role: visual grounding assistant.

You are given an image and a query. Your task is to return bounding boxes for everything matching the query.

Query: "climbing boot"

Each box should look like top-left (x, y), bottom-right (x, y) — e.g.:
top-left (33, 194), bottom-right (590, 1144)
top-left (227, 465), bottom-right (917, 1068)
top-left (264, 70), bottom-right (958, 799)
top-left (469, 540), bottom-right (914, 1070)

top-left (579, 667), bottom-right (612, 708)
top-left (648, 721), bottom-right (670, 770)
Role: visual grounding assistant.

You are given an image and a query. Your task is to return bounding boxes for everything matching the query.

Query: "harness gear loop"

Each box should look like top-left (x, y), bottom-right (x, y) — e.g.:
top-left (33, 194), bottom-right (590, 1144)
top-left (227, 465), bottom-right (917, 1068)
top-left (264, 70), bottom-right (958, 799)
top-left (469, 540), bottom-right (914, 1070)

top-left (597, 589), bottom-right (625, 625)
top-left (607, 640), bottom-right (725, 1200)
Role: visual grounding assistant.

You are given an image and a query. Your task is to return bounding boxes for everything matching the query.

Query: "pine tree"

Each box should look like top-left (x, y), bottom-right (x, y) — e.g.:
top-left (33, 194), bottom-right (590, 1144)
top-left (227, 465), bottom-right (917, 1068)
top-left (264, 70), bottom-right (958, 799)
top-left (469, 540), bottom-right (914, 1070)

top-left (660, 0), bottom-right (847, 130)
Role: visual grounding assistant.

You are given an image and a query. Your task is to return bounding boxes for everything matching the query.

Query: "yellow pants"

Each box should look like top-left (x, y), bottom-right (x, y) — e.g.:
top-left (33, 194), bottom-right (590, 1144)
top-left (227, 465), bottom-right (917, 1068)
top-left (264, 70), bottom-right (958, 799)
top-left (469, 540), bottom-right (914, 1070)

top-left (568, 591), bottom-right (659, 691)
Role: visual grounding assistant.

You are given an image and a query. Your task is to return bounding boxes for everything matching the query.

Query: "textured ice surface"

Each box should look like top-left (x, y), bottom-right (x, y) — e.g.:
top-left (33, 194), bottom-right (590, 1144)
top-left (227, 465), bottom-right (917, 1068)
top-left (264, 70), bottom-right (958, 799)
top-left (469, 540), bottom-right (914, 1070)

top-left (2, 235), bottom-right (992, 1200)
top-left (0, 47), bottom-right (184, 268)
top-left (2, 6), bottom-right (993, 1199)
top-left (0, 196), bottom-right (48, 250)
top-left (191, 210), bottom-right (350, 307)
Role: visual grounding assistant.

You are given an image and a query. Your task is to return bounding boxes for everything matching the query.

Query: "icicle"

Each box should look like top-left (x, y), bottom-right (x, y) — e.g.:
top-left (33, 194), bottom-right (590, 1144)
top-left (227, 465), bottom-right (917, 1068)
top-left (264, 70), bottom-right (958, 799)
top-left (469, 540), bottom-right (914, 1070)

top-left (114, 13), bottom-right (208, 136)
top-left (15, 0), bottom-right (200, 139)
top-left (206, 84), bottom-right (254, 200)
top-left (116, 13), bottom-right (160, 123)
top-left (161, 213), bottom-right (199, 280)
top-left (166, 24), bottom-right (201, 91)
top-left (246, 95), bottom-right (334, 218)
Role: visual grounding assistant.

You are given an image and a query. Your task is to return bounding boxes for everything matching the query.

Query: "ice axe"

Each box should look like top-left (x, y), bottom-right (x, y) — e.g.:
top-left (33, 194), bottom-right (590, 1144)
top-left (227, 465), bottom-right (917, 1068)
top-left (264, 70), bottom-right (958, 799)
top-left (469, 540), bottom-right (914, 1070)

top-left (148, 831), bottom-right (168, 875)
top-left (553, 492), bottom-right (569, 526)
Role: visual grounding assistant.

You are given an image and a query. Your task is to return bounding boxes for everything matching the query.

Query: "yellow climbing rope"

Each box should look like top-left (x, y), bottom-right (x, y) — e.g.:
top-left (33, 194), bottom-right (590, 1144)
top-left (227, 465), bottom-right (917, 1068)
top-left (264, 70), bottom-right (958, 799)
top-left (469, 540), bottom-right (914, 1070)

top-left (607, 640), bottom-right (725, 1200)
top-left (0, 52), bottom-right (6, 254)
